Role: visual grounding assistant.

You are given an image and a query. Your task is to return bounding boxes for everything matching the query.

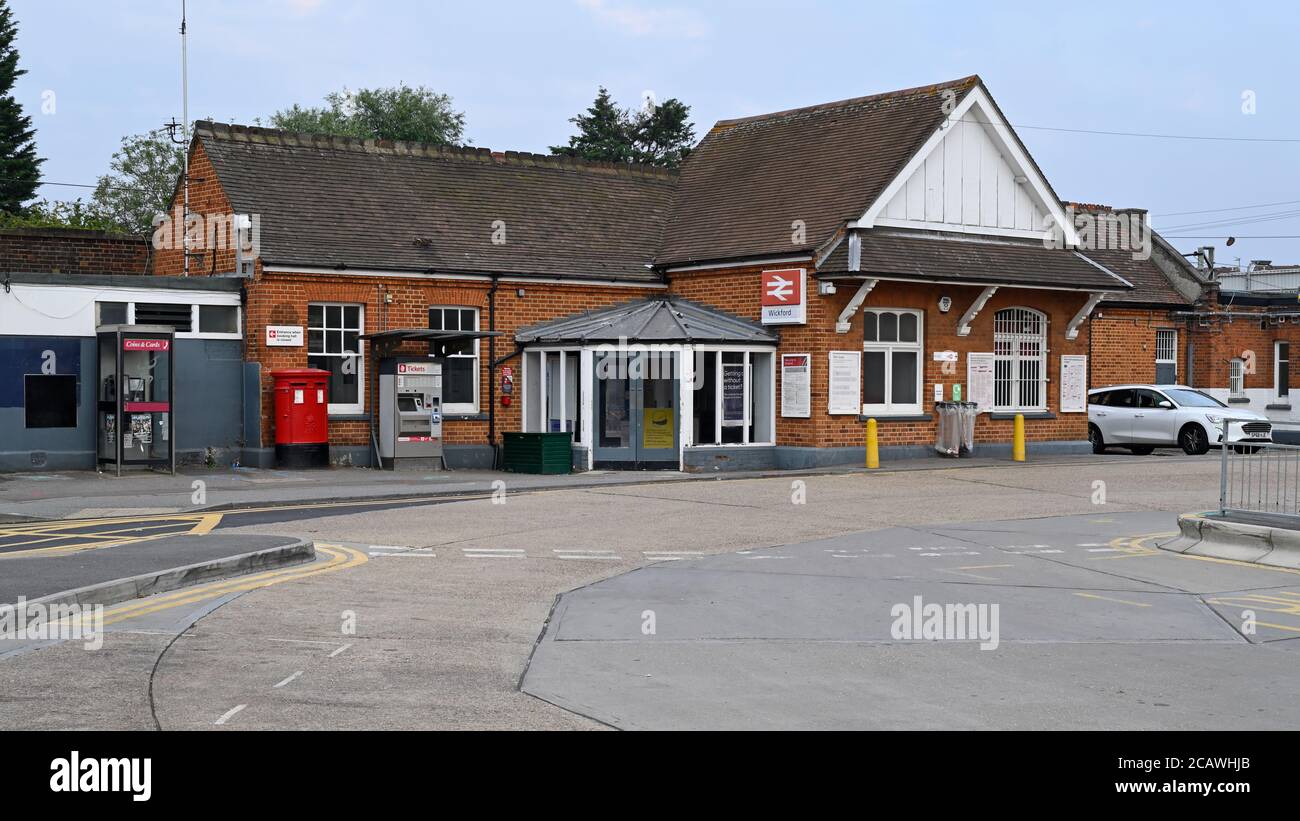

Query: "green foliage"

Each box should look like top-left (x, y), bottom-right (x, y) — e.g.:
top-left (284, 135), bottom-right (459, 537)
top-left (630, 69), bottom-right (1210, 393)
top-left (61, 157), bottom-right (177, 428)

top-left (0, 0), bottom-right (43, 213)
top-left (267, 84), bottom-right (466, 145)
top-left (551, 87), bottom-right (696, 167)
top-left (0, 198), bottom-right (121, 232)
top-left (89, 128), bottom-right (185, 235)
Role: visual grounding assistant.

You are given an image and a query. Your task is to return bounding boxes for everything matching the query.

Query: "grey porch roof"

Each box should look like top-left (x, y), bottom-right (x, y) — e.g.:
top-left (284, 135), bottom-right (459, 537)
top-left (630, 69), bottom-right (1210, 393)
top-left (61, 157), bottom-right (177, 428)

top-left (515, 298), bottom-right (778, 345)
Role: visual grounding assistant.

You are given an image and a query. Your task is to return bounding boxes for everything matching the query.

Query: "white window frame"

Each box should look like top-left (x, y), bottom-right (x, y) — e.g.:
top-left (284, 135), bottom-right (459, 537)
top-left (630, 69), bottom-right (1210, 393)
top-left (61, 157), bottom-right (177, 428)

top-left (429, 306), bottom-right (480, 415)
top-left (523, 347), bottom-right (583, 444)
top-left (193, 304), bottom-right (243, 339)
top-left (1275, 341), bottom-right (1290, 400)
top-left (861, 308), bottom-right (924, 416)
top-left (1228, 357), bottom-right (1245, 398)
top-left (691, 345), bottom-right (776, 447)
top-left (1155, 328), bottom-right (1177, 383)
top-left (308, 301), bottom-right (365, 415)
top-left (993, 307), bottom-right (1048, 412)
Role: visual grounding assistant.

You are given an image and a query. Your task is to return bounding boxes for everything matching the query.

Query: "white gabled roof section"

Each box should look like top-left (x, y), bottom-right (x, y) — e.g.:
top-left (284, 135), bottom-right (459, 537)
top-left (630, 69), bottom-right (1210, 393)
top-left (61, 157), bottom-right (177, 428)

top-left (854, 85), bottom-right (1079, 246)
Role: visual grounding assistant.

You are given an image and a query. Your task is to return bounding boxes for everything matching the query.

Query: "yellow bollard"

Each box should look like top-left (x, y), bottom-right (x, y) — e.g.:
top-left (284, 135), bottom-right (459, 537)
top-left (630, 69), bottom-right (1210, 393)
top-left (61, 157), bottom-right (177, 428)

top-left (1012, 413), bottom-right (1026, 462)
top-left (866, 417), bottom-right (879, 469)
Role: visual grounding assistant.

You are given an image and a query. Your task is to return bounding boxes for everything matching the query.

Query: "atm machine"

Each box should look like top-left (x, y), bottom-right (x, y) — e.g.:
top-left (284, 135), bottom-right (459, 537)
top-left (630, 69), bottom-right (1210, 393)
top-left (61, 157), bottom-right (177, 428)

top-left (378, 357), bottom-right (443, 469)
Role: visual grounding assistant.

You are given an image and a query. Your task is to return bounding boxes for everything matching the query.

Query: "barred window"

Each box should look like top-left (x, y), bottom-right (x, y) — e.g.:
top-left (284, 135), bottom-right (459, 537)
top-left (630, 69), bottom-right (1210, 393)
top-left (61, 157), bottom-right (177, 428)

top-left (1229, 357), bottom-right (1245, 397)
top-left (993, 308), bottom-right (1047, 411)
top-left (1155, 329), bottom-right (1177, 383)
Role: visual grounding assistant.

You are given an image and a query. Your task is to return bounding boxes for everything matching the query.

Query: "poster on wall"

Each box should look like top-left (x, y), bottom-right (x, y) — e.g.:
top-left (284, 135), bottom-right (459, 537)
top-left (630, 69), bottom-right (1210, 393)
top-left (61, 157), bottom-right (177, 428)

top-left (781, 354), bottom-right (811, 418)
top-left (967, 353), bottom-right (995, 412)
top-left (642, 408), bottom-right (675, 449)
top-left (722, 363), bottom-right (746, 425)
top-left (827, 351), bottom-right (861, 415)
top-left (1060, 355), bottom-right (1088, 413)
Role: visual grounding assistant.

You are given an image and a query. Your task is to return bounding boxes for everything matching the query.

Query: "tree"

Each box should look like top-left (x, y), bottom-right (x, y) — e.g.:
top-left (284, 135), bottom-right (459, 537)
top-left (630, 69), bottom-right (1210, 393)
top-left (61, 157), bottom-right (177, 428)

top-left (550, 87), bottom-right (696, 168)
top-left (89, 129), bottom-right (184, 235)
top-left (550, 87), bottom-right (633, 164)
top-left (267, 84), bottom-right (466, 145)
top-left (0, 0), bottom-right (42, 213)
top-left (0, 198), bottom-right (119, 231)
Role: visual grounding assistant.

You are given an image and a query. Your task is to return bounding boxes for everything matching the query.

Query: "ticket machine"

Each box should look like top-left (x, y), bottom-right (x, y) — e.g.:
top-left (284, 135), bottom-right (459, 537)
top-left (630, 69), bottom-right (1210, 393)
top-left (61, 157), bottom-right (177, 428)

top-left (378, 358), bottom-right (443, 469)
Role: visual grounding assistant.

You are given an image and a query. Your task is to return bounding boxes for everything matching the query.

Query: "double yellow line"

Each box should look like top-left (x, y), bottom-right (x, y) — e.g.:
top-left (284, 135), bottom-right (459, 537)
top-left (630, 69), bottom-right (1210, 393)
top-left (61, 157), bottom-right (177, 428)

top-left (98, 543), bottom-right (368, 627)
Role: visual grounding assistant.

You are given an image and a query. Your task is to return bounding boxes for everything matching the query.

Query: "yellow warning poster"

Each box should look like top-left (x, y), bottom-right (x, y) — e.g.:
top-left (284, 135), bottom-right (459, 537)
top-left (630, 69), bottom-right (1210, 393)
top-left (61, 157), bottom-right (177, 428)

top-left (642, 408), bottom-right (675, 449)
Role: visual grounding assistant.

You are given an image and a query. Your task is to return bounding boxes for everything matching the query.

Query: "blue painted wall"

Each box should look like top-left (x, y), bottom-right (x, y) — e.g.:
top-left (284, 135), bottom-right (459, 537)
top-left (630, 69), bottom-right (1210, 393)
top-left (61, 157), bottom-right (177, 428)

top-left (0, 335), bottom-right (245, 471)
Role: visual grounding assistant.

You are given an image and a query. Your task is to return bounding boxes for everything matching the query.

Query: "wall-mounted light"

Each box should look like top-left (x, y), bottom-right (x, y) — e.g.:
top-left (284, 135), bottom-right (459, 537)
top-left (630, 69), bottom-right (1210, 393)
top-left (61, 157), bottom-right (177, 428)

top-left (818, 281), bottom-right (837, 296)
top-left (516, 288), bottom-right (526, 298)
top-left (938, 296), bottom-right (952, 313)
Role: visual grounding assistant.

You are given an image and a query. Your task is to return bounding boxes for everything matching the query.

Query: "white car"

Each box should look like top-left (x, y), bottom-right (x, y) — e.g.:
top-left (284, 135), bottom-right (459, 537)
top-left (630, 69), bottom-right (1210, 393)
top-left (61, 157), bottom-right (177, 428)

top-left (1087, 384), bottom-right (1272, 455)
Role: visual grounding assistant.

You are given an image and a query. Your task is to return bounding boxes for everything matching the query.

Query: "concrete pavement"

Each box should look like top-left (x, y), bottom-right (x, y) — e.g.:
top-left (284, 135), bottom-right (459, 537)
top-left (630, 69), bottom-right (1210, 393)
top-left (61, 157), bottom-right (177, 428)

top-left (522, 511), bottom-right (1300, 729)
top-left (0, 449), bottom-right (1206, 522)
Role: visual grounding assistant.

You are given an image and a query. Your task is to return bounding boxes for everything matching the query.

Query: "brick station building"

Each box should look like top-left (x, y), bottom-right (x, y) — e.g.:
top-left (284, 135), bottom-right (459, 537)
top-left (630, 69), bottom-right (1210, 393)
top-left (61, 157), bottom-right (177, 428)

top-left (147, 75), bottom-right (1252, 471)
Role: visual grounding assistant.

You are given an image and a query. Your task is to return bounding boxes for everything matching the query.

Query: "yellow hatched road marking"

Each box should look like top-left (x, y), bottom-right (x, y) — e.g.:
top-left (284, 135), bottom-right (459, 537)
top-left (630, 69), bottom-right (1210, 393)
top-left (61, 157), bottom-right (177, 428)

top-left (0, 513), bottom-right (226, 559)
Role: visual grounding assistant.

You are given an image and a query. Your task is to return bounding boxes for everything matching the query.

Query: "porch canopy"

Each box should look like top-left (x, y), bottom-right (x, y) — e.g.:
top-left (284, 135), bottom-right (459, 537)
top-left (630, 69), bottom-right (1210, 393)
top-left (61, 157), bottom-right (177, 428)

top-left (361, 328), bottom-right (502, 357)
top-left (515, 297), bottom-right (778, 345)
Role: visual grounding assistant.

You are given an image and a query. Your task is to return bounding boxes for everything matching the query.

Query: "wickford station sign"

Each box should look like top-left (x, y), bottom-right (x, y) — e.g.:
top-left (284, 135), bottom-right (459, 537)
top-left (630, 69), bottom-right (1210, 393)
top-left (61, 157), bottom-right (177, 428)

top-left (760, 268), bottom-right (807, 325)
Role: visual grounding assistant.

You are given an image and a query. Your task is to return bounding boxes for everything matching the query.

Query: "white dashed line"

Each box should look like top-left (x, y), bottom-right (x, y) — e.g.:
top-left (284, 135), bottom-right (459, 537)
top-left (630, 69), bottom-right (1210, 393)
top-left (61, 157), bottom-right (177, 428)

top-left (214, 704), bottom-right (247, 725)
top-left (1086, 547), bottom-right (1121, 553)
top-left (328, 643), bottom-right (352, 658)
top-left (273, 671), bottom-right (304, 689)
top-left (369, 547), bottom-right (435, 557)
top-left (462, 548), bottom-right (526, 559)
top-left (553, 550), bottom-right (620, 561)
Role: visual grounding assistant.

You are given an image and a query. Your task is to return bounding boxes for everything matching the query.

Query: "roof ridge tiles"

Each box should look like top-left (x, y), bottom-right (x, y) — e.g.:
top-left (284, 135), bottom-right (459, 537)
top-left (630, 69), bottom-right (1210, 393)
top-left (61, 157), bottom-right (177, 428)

top-left (193, 120), bottom-right (678, 180)
top-left (711, 75), bottom-right (981, 131)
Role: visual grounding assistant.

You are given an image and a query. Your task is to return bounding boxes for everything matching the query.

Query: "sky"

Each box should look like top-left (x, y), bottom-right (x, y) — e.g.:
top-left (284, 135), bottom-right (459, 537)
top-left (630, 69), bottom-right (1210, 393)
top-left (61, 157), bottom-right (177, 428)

top-left (10, 0), bottom-right (1300, 268)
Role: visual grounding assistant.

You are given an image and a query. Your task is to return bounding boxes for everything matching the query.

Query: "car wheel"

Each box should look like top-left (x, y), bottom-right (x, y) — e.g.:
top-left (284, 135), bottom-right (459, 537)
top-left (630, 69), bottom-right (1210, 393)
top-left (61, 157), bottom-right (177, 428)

top-left (1180, 424), bottom-right (1210, 455)
top-left (1129, 446), bottom-right (1154, 455)
top-left (1088, 424), bottom-right (1106, 454)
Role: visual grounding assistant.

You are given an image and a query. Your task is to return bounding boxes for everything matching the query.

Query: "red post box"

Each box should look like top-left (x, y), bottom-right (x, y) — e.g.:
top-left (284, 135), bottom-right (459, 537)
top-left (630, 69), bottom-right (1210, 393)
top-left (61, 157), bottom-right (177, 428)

top-left (271, 368), bottom-right (331, 468)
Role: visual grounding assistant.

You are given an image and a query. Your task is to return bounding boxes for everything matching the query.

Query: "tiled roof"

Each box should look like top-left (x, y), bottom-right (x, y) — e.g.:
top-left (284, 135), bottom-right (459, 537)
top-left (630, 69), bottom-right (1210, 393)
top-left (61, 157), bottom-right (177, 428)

top-left (515, 296), bottom-right (777, 344)
top-left (818, 229), bottom-right (1133, 292)
top-left (655, 76), bottom-right (982, 267)
top-left (195, 121), bottom-right (678, 283)
top-left (1061, 203), bottom-right (1197, 305)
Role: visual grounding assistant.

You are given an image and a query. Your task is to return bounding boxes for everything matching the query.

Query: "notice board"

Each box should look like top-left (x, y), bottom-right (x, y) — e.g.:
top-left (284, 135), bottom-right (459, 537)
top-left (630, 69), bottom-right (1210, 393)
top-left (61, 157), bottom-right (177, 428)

top-left (1060, 355), bottom-right (1088, 413)
top-left (827, 351), bottom-right (861, 415)
top-left (967, 353), bottom-right (995, 412)
top-left (781, 353), bottom-right (811, 418)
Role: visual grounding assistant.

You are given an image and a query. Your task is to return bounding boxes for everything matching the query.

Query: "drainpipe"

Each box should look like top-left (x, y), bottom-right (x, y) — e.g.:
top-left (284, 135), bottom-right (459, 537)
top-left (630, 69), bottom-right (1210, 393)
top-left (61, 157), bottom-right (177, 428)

top-left (488, 275), bottom-right (499, 466)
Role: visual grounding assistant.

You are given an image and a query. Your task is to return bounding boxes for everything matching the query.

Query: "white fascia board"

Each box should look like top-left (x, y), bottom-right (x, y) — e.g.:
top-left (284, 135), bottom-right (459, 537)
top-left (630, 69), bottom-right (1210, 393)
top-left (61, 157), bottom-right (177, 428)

top-left (661, 255), bottom-right (813, 274)
top-left (817, 273), bottom-right (1127, 295)
top-left (262, 265), bottom-right (666, 289)
top-left (854, 85), bottom-right (1079, 246)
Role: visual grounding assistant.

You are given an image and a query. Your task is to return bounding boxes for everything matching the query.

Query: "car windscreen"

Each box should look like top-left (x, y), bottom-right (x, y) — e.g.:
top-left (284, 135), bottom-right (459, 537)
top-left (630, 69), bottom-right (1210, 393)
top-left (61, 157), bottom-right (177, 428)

top-left (1163, 388), bottom-right (1226, 408)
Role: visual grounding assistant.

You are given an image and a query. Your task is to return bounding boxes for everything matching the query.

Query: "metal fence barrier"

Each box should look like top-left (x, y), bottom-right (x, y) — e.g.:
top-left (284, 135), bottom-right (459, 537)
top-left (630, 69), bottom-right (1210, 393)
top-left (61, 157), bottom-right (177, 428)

top-left (1220, 418), bottom-right (1300, 523)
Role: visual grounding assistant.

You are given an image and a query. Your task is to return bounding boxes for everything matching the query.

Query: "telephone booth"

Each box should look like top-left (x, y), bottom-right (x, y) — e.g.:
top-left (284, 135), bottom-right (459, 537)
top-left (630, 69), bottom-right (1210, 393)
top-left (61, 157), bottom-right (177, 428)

top-left (96, 324), bottom-right (176, 476)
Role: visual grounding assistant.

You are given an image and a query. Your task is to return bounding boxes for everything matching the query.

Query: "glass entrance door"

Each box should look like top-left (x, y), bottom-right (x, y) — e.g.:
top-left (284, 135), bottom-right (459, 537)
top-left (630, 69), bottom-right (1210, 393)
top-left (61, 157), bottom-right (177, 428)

top-left (593, 350), bottom-right (678, 469)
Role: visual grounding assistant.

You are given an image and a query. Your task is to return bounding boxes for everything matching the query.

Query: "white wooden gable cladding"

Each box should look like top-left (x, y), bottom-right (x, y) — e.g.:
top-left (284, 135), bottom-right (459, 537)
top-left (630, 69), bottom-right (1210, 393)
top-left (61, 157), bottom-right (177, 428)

top-left (857, 86), bottom-right (1077, 245)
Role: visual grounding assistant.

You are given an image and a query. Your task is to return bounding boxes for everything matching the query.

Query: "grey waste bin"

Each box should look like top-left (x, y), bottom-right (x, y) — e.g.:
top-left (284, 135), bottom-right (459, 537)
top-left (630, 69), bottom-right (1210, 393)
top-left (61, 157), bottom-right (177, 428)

top-left (934, 401), bottom-right (962, 457)
top-left (957, 402), bottom-right (979, 456)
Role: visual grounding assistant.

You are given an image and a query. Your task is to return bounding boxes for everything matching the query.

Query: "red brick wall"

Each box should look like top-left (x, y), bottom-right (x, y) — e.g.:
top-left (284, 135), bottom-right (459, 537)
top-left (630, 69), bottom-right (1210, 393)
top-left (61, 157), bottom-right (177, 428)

top-left (151, 142), bottom-right (238, 278)
top-left (242, 271), bottom-right (660, 449)
top-left (1090, 308), bottom-right (1189, 387)
top-left (671, 263), bottom-right (1096, 447)
top-left (0, 227), bottom-right (150, 275)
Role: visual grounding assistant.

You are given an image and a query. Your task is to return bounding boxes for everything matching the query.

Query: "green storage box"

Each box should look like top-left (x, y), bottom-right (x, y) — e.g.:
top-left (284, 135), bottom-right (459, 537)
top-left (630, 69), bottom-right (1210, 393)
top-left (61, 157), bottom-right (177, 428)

top-left (502, 431), bottom-right (573, 474)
